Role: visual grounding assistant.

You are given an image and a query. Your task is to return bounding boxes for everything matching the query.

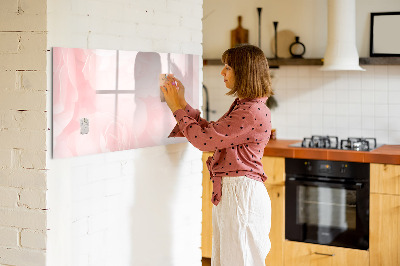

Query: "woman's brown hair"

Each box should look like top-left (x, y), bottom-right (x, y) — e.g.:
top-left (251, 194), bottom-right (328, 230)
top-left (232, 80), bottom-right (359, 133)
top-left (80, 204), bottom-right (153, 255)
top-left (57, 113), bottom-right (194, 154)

top-left (221, 44), bottom-right (273, 99)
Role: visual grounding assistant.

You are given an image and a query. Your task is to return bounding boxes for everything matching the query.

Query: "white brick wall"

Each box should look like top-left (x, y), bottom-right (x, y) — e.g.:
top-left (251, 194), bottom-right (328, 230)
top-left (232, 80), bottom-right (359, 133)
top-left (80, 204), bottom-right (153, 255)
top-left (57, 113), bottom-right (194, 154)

top-left (46, 1), bottom-right (203, 266)
top-left (0, 227), bottom-right (19, 247)
top-left (0, 0), bottom-right (48, 265)
top-left (0, 187), bottom-right (19, 208)
top-left (0, 248), bottom-right (46, 266)
top-left (21, 229), bottom-right (47, 250)
top-left (2, 0), bottom-right (203, 265)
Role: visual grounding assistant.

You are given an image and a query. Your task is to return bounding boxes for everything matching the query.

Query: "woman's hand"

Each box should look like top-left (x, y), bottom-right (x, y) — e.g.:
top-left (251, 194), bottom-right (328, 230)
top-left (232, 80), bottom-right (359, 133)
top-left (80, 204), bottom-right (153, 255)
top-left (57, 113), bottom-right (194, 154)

top-left (161, 79), bottom-right (184, 113)
top-left (173, 77), bottom-right (187, 108)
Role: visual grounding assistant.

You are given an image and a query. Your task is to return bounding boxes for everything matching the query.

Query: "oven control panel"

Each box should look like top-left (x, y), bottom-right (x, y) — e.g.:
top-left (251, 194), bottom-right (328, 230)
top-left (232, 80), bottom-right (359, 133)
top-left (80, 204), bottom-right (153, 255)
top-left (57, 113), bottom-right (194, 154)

top-left (286, 158), bottom-right (369, 180)
top-left (318, 162), bottom-right (331, 173)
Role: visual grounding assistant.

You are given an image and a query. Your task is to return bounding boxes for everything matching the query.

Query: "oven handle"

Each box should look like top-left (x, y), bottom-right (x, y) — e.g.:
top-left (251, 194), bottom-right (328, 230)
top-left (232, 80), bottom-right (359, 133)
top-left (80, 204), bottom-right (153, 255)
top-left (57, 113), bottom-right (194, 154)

top-left (286, 177), bottom-right (364, 189)
top-left (314, 252), bottom-right (335, 257)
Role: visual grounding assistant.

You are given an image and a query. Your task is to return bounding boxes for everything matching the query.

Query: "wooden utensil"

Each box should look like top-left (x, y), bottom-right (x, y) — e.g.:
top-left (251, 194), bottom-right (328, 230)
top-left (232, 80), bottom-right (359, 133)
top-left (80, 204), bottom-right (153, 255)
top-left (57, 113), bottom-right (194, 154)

top-left (231, 16), bottom-right (249, 48)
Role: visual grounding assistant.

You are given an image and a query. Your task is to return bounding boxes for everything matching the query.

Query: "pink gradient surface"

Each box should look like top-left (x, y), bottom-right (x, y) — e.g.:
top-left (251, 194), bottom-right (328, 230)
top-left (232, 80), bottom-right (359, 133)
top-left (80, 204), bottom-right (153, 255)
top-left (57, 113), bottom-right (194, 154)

top-left (52, 47), bottom-right (200, 158)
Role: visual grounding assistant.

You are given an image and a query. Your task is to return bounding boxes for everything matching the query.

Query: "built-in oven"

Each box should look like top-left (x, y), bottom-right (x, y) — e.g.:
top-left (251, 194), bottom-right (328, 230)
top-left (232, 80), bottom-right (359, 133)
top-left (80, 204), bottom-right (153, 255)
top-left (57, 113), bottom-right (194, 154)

top-left (285, 158), bottom-right (370, 250)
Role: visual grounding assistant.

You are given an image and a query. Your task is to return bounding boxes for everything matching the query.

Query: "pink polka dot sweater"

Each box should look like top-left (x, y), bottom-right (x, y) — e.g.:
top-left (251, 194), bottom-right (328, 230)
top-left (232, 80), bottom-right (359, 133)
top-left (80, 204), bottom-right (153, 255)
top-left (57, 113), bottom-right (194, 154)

top-left (169, 97), bottom-right (272, 206)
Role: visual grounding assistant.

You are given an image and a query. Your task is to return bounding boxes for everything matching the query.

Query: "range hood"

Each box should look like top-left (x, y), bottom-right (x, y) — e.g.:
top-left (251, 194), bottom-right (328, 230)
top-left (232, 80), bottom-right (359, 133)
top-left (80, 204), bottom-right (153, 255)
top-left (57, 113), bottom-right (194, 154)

top-left (320, 0), bottom-right (365, 71)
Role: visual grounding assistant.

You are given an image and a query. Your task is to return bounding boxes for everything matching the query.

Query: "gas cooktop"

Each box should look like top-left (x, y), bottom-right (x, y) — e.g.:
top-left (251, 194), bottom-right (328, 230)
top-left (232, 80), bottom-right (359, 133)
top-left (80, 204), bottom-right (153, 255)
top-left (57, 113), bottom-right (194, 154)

top-left (289, 135), bottom-right (383, 151)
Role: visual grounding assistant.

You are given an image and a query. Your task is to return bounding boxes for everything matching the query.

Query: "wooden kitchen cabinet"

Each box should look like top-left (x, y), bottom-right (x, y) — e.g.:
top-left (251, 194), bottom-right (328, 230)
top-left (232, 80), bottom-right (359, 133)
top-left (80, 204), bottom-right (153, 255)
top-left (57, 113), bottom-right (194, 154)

top-left (201, 154), bottom-right (286, 266)
top-left (370, 163), bottom-right (400, 195)
top-left (370, 193), bottom-right (400, 266)
top-left (202, 152), bottom-right (213, 258)
top-left (370, 163), bottom-right (400, 266)
top-left (262, 156), bottom-right (285, 266)
top-left (261, 156), bottom-right (285, 186)
top-left (284, 241), bottom-right (369, 266)
top-left (264, 184), bottom-right (285, 266)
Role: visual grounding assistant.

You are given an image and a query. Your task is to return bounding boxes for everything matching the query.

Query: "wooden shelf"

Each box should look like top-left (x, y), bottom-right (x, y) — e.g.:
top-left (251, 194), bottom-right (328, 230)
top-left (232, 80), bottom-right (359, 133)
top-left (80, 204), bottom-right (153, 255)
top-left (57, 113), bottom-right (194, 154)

top-left (203, 58), bottom-right (323, 67)
top-left (203, 57), bottom-right (400, 67)
top-left (268, 58), bottom-right (323, 67)
top-left (359, 57), bottom-right (400, 65)
top-left (202, 59), bottom-right (223, 66)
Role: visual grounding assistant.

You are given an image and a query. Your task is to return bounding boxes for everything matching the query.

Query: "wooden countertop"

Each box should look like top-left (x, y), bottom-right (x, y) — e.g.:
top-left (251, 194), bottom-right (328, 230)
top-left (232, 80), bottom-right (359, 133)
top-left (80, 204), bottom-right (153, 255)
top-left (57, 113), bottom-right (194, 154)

top-left (263, 139), bottom-right (400, 165)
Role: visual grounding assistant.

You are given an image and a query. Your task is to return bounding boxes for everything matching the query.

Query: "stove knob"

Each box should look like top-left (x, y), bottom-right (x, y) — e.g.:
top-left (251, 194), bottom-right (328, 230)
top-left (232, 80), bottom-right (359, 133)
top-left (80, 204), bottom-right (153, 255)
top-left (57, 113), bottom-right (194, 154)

top-left (305, 162), bottom-right (312, 171)
top-left (340, 164), bottom-right (347, 174)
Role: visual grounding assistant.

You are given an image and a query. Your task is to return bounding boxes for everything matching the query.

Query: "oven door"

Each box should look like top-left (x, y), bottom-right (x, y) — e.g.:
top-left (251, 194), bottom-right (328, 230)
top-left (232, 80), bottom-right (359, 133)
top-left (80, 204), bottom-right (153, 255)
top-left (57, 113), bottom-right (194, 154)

top-left (285, 177), bottom-right (369, 250)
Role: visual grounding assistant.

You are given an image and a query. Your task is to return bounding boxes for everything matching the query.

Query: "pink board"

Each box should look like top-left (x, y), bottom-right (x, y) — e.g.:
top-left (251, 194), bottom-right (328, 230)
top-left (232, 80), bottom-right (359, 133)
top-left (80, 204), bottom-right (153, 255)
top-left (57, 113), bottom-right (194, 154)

top-left (52, 47), bottom-right (200, 158)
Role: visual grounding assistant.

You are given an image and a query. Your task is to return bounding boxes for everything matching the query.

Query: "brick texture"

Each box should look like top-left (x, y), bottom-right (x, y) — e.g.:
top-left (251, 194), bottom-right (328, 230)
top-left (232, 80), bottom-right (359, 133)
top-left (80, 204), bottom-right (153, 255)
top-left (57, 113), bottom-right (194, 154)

top-left (0, 247), bottom-right (46, 266)
top-left (0, 208), bottom-right (47, 230)
top-left (0, 169), bottom-right (47, 189)
top-left (0, 32), bottom-right (21, 54)
top-left (3, 0), bottom-right (204, 265)
top-left (21, 229), bottom-right (46, 249)
top-left (0, 0), bottom-right (47, 264)
top-left (0, 187), bottom-right (19, 208)
top-left (0, 227), bottom-right (19, 247)
top-left (19, 189), bottom-right (47, 209)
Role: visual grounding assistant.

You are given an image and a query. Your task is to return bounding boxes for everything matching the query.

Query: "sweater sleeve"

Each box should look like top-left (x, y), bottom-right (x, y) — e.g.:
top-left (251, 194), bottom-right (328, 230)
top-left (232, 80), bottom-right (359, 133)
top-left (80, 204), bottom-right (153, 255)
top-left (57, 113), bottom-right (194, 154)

top-left (168, 103), bottom-right (211, 137)
top-left (172, 106), bottom-right (257, 152)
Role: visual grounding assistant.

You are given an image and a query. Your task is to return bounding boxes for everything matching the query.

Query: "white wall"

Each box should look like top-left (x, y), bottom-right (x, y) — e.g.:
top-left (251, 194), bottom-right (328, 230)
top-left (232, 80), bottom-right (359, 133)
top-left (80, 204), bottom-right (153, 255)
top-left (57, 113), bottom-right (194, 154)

top-left (46, 0), bottom-right (203, 266)
top-left (0, 0), bottom-right (48, 265)
top-left (203, 0), bottom-right (400, 145)
top-left (271, 65), bottom-right (400, 144)
top-left (203, 0), bottom-right (400, 58)
top-left (203, 0), bottom-right (326, 59)
top-left (204, 65), bottom-right (400, 144)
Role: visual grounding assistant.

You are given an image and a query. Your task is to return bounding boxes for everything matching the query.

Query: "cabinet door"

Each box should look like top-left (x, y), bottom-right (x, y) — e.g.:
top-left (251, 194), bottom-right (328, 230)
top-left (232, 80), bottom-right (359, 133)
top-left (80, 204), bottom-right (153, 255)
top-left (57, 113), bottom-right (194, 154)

top-left (261, 156), bottom-right (285, 185)
top-left (284, 241), bottom-right (369, 266)
top-left (264, 184), bottom-right (284, 266)
top-left (202, 152), bottom-right (213, 258)
top-left (370, 163), bottom-right (400, 195)
top-left (370, 193), bottom-right (400, 266)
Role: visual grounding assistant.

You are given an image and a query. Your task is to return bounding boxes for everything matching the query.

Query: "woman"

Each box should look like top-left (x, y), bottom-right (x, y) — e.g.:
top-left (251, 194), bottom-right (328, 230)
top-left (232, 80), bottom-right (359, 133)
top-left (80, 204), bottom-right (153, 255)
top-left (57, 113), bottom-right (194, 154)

top-left (161, 44), bottom-right (273, 266)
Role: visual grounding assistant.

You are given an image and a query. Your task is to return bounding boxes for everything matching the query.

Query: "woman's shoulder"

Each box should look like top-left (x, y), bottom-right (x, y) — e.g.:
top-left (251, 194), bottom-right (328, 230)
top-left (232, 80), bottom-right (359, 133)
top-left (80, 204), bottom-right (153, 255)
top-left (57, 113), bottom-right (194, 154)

top-left (230, 100), bottom-right (270, 122)
top-left (246, 99), bottom-right (271, 122)
top-left (241, 98), bottom-right (269, 111)
top-left (232, 98), bottom-right (268, 112)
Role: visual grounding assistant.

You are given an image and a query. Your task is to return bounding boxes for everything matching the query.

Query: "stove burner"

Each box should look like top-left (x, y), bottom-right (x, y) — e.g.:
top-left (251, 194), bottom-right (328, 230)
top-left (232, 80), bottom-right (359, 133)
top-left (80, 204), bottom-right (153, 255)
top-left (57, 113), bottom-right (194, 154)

top-left (340, 137), bottom-right (377, 151)
top-left (294, 136), bottom-right (379, 151)
top-left (301, 135), bottom-right (339, 149)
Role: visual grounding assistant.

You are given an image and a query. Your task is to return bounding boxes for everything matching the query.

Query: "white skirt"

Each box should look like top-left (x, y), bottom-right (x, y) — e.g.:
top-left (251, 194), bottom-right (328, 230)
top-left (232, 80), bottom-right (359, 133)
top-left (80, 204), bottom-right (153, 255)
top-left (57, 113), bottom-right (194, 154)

top-left (212, 176), bottom-right (271, 266)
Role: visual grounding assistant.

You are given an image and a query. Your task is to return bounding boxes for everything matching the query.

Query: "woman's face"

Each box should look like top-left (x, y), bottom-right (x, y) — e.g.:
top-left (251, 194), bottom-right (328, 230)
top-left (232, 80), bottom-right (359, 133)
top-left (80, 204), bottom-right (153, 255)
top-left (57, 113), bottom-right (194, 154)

top-left (220, 64), bottom-right (235, 89)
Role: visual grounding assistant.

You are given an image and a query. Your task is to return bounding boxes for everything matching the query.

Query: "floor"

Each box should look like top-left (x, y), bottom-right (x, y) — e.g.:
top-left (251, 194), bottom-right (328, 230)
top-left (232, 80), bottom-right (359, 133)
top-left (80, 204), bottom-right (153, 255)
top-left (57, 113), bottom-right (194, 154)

top-left (202, 257), bottom-right (211, 266)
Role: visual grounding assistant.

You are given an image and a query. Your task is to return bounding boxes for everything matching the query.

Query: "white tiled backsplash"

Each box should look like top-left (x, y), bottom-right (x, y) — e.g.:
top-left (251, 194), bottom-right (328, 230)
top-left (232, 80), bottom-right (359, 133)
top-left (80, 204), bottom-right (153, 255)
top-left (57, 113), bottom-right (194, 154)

top-left (203, 65), bottom-right (400, 144)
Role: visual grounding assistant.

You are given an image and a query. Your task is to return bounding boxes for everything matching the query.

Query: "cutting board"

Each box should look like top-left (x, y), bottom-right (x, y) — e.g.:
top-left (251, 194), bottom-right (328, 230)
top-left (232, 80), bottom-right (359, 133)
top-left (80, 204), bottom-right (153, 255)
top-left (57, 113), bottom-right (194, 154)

top-left (231, 16), bottom-right (249, 48)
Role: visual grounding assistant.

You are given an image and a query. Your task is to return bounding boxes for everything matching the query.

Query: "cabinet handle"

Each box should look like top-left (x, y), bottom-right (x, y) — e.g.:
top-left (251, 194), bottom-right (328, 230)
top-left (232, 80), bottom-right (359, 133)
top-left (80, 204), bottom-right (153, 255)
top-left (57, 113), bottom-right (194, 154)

top-left (314, 252), bottom-right (335, 257)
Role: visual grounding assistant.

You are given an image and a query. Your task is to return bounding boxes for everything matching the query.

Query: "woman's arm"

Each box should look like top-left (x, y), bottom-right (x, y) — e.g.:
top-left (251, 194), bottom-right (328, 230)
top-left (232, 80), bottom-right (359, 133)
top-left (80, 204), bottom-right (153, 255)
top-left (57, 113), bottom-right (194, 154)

top-left (168, 103), bottom-right (212, 138)
top-left (162, 77), bottom-right (211, 137)
top-left (172, 107), bottom-right (257, 152)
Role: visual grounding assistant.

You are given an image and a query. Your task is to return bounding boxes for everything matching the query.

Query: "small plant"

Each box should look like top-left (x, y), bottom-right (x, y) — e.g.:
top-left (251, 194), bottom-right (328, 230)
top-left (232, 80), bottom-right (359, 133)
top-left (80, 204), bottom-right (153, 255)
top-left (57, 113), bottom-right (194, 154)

top-left (266, 95), bottom-right (278, 110)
